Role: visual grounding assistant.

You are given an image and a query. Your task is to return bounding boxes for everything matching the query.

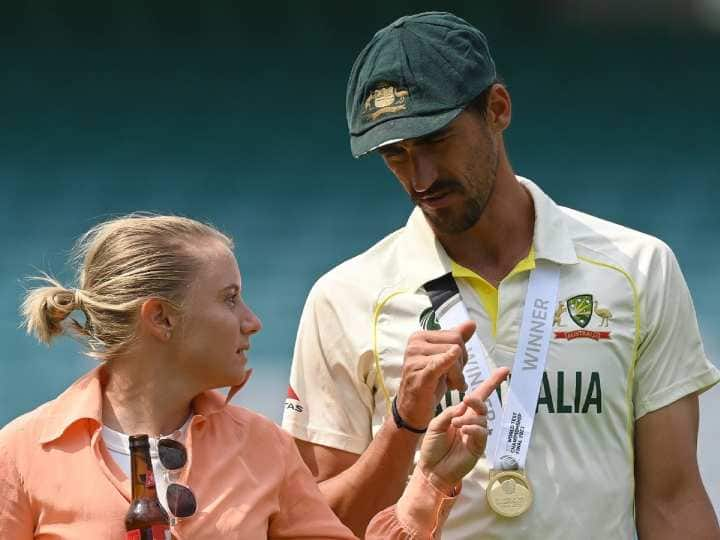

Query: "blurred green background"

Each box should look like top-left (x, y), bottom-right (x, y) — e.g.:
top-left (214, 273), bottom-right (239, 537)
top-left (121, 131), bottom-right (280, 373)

top-left (1, 0), bottom-right (719, 515)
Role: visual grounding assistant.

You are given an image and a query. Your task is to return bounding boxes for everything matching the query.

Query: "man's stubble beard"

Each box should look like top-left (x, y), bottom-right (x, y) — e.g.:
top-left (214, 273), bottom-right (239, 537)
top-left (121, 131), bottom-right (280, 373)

top-left (422, 135), bottom-right (499, 235)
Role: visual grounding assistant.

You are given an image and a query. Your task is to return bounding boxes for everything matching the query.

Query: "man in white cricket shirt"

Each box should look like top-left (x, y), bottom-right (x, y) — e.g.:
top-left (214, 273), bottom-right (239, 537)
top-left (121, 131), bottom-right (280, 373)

top-left (281, 11), bottom-right (720, 539)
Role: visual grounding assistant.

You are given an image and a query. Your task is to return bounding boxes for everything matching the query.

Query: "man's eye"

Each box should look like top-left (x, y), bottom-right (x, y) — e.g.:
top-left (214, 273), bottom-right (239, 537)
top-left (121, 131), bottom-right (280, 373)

top-left (424, 133), bottom-right (449, 145)
top-left (226, 294), bottom-right (238, 306)
top-left (380, 148), bottom-right (405, 160)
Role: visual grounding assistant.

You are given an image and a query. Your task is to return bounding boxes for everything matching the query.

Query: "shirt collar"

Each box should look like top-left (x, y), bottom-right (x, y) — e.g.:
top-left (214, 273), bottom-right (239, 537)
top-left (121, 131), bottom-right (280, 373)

top-left (39, 366), bottom-right (106, 444)
top-left (191, 384), bottom-right (243, 417)
top-left (400, 176), bottom-right (577, 292)
top-left (521, 177), bottom-right (578, 266)
top-left (39, 366), bottom-right (243, 445)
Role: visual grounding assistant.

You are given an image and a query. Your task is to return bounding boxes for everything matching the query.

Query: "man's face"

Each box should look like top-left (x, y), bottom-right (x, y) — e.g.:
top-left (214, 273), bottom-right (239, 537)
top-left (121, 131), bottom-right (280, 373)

top-left (378, 109), bottom-right (499, 235)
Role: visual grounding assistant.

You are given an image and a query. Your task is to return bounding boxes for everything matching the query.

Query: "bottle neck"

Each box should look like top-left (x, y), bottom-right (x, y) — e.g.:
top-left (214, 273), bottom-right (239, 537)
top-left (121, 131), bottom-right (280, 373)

top-left (129, 441), bottom-right (159, 500)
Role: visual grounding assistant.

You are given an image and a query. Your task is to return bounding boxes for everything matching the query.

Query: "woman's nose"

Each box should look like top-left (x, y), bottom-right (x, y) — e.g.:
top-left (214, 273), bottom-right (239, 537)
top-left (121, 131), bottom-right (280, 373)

top-left (240, 304), bottom-right (262, 335)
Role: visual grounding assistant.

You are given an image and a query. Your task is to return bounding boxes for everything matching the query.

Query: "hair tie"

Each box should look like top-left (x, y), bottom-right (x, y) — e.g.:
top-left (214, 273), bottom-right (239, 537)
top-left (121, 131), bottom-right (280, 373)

top-left (73, 289), bottom-right (83, 309)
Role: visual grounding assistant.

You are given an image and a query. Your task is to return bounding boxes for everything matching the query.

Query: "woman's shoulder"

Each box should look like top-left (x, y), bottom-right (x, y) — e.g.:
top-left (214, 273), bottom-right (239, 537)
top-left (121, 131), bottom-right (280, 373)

top-left (0, 400), bottom-right (55, 456)
top-left (1, 367), bottom-right (104, 454)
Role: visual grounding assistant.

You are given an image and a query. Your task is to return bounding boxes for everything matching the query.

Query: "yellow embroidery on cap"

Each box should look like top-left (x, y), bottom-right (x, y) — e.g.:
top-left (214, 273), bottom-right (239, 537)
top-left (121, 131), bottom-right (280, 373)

top-left (363, 84), bottom-right (409, 121)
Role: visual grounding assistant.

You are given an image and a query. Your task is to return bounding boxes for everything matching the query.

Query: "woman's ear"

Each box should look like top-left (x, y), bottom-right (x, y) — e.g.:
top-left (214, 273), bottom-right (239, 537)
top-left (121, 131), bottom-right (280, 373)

top-left (139, 298), bottom-right (179, 342)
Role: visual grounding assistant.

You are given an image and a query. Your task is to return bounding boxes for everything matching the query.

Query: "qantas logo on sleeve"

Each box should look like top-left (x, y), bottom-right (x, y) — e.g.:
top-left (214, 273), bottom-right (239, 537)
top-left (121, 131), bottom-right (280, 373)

top-left (285, 386), bottom-right (304, 413)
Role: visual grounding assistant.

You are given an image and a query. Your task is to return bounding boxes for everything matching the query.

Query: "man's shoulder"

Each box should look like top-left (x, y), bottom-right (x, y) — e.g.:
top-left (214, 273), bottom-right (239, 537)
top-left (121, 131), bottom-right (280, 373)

top-left (312, 224), bottom-right (410, 299)
top-left (560, 205), bottom-right (675, 275)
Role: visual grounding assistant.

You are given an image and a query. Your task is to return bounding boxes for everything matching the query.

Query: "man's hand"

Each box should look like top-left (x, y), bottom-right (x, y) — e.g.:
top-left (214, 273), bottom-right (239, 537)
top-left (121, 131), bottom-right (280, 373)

top-left (418, 367), bottom-right (510, 491)
top-left (395, 320), bottom-right (477, 429)
top-left (297, 319), bottom-right (491, 538)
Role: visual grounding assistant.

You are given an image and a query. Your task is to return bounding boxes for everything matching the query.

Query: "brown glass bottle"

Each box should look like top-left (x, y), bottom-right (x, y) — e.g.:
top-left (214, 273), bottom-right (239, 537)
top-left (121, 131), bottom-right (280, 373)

top-left (125, 434), bottom-right (171, 540)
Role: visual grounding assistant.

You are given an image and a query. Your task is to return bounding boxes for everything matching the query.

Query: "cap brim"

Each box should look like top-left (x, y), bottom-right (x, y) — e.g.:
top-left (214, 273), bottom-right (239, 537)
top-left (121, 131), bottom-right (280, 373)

top-left (350, 107), bottom-right (464, 158)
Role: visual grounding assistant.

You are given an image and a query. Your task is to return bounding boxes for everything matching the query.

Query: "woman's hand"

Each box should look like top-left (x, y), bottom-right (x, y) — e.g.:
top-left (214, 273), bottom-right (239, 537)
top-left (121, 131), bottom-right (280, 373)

top-left (418, 367), bottom-right (510, 493)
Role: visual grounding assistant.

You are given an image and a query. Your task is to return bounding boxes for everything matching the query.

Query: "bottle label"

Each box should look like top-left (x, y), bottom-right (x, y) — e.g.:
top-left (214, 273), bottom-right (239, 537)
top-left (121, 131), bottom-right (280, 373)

top-left (145, 469), bottom-right (156, 489)
top-left (126, 525), bottom-right (170, 539)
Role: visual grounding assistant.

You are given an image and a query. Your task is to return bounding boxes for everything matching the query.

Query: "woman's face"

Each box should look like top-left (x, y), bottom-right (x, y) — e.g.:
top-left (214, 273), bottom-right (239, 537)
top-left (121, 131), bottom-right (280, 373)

top-left (173, 241), bottom-right (262, 390)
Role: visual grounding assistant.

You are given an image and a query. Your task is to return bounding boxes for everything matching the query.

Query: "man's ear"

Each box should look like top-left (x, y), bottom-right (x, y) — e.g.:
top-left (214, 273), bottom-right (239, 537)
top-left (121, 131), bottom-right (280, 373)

top-left (139, 298), bottom-right (179, 342)
top-left (487, 84), bottom-right (512, 132)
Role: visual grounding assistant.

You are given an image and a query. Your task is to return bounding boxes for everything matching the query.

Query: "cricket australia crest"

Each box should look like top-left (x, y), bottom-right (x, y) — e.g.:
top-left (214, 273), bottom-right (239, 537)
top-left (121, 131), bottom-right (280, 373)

top-left (566, 294), bottom-right (593, 328)
top-left (554, 293), bottom-right (613, 341)
top-left (363, 83), bottom-right (409, 121)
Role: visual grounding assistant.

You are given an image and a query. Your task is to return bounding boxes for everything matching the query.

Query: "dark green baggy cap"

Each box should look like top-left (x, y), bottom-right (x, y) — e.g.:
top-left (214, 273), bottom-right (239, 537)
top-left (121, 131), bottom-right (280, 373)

top-left (346, 12), bottom-right (496, 158)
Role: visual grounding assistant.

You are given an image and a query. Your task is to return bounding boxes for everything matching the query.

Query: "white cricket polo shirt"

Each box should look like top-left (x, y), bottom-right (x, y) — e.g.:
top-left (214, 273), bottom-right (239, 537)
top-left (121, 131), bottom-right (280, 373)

top-left (282, 177), bottom-right (719, 539)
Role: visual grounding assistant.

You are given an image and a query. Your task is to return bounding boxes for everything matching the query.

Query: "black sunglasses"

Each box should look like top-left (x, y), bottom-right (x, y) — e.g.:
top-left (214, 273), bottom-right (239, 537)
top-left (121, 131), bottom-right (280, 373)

top-left (157, 438), bottom-right (197, 519)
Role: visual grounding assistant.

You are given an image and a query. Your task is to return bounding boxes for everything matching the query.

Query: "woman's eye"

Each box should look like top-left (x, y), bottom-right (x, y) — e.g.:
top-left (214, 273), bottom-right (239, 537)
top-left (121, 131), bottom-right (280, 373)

top-left (226, 294), bottom-right (238, 306)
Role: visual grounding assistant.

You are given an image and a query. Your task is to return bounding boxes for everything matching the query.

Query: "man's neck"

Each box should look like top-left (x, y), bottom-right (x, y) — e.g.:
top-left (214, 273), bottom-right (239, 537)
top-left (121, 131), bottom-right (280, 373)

top-left (435, 175), bottom-right (535, 287)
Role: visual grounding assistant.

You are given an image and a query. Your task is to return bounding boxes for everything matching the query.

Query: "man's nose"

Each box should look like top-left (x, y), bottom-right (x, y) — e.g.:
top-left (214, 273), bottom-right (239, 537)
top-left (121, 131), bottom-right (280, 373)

top-left (409, 151), bottom-right (439, 193)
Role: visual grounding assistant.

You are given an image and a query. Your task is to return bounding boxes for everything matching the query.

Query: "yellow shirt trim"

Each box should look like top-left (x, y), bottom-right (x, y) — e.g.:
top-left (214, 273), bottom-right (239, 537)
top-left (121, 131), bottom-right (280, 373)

top-left (372, 289), bottom-right (408, 416)
top-left (577, 254), bottom-right (641, 466)
top-left (450, 247), bottom-right (536, 336)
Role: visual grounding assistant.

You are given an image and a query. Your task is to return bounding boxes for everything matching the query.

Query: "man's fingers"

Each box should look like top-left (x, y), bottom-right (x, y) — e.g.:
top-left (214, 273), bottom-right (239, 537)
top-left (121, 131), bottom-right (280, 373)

top-left (406, 341), bottom-right (467, 358)
top-left (446, 355), bottom-right (466, 391)
top-left (416, 320), bottom-right (475, 345)
top-left (456, 320), bottom-right (477, 342)
top-left (421, 328), bottom-right (468, 346)
top-left (465, 367), bottom-right (510, 403)
top-left (426, 346), bottom-right (466, 391)
top-left (410, 324), bottom-right (474, 372)
top-left (426, 345), bottom-right (459, 375)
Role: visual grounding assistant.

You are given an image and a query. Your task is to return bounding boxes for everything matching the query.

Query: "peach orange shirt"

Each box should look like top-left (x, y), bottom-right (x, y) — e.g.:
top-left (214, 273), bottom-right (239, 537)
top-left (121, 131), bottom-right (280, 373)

top-left (0, 367), bottom-right (456, 539)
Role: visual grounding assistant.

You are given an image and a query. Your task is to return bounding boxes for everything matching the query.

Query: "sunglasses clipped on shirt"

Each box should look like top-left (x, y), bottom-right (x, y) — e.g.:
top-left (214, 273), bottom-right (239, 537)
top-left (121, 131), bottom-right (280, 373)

top-left (157, 438), bottom-right (197, 519)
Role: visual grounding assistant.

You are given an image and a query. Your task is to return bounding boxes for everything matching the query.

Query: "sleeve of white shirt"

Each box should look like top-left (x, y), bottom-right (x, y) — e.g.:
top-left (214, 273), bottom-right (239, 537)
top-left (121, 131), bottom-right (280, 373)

top-left (281, 277), bottom-right (375, 454)
top-left (633, 241), bottom-right (720, 419)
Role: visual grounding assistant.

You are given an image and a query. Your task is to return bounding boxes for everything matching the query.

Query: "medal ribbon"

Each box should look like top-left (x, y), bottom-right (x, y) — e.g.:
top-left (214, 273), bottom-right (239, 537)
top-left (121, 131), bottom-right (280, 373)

top-left (424, 262), bottom-right (559, 470)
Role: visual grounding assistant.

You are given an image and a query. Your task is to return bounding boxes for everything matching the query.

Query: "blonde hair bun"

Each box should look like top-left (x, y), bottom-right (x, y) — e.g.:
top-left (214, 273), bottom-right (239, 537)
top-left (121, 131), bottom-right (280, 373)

top-left (21, 276), bottom-right (81, 345)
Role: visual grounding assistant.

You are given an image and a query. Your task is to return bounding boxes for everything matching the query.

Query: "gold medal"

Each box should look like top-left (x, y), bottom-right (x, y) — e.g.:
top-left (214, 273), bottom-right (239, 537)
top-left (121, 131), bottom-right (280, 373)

top-left (486, 470), bottom-right (533, 518)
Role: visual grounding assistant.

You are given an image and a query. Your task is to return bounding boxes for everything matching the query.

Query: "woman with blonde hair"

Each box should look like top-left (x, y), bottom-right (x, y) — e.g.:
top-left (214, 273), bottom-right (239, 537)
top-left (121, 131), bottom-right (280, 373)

top-left (0, 213), bottom-right (506, 539)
